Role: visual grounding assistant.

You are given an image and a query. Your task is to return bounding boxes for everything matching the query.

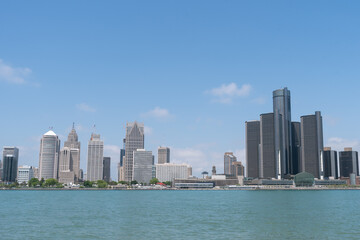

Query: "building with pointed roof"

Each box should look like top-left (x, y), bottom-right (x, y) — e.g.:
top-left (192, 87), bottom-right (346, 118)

top-left (124, 121), bottom-right (144, 181)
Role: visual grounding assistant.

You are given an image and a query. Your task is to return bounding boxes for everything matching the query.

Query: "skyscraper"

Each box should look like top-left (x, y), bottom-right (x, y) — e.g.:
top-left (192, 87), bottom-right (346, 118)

top-left (103, 157), bottom-right (111, 182)
top-left (133, 149), bottom-right (152, 183)
top-left (259, 113), bottom-right (276, 179)
top-left (39, 130), bottom-right (60, 180)
top-left (87, 133), bottom-right (104, 181)
top-left (273, 87), bottom-right (292, 178)
top-left (339, 148), bottom-right (359, 178)
top-left (158, 147), bottom-right (170, 164)
top-left (245, 121), bottom-right (260, 178)
top-left (2, 147), bottom-right (19, 182)
top-left (323, 147), bottom-right (338, 179)
top-left (300, 111), bottom-right (324, 179)
top-left (224, 152), bottom-right (237, 176)
top-left (58, 125), bottom-right (81, 184)
top-left (64, 124), bottom-right (81, 181)
top-left (291, 122), bottom-right (301, 175)
top-left (124, 122), bottom-right (144, 182)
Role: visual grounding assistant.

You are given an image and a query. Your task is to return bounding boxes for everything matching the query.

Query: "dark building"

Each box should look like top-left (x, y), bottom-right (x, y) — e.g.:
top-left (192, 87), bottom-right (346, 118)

top-left (323, 147), bottom-right (338, 179)
top-left (2, 147), bottom-right (19, 183)
top-left (103, 157), bottom-right (111, 182)
top-left (259, 113), bottom-right (276, 179)
top-left (300, 111), bottom-right (323, 179)
top-left (120, 149), bottom-right (125, 167)
top-left (273, 88), bottom-right (292, 178)
top-left (339, 148), bottom-right (359, 178)
top-left (291, 122), bottom-right (301, 175)
top-left (246, 121), bottom-right (260, 178)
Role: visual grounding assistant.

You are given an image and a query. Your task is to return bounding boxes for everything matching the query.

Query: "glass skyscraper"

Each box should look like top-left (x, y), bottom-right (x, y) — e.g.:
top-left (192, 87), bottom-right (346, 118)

top-left (273, 87), bottom-right (292, 178)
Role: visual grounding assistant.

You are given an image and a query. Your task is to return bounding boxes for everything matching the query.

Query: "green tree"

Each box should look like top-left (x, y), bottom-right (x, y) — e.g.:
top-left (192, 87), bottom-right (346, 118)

top-left (83, 180), bottom-right (93, 188)
top-left (130, 180), bottom-right (138, 185)
top-left (29, 178), bottom-right (40, 187)
top-left (118, 181), bottom-right (128, 185)
top-left (96, 180), bottom-right (108, 188)
top-left (44, 178), bottom-right (58, 187)
top-left (163, 181), bottom-right (172, 186)
top-left (109, 181), bottom-right (118, 186)
top-left (150, 178), bottom-right (159, 185)
top-left (39, 178), bottom-right (45, 187)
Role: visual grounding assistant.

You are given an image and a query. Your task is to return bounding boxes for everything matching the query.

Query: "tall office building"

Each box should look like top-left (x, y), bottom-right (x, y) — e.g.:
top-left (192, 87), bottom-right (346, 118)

top-left (224, 152), bottom-right (237, 176)
top-left (259, 113), bottom-right (276, 179)
top-left (87, 133), bottom-right (104, 181)
top-left (323, 147), bottom-right (338, 179)
top-left (17, 165), bottom-right (34, 184)
top-left (245, 121), bottom-right (260, 178)
top-left (124, 122), bottom-right (144, 182)
top-left (232, 161), bottom-right (245, 177)
top-left (58, 147), bottom-right (80, 184)
top-left (158, 147), bottom-right (170, 164)
top-left (291, 122), bottom-right (301, 175)
top-left (39, 130), bottom-right (60, 180)
top-left (339, 148), bottom-right (359, 177)
top-left (133, 149), bottom-right (152, 183)
top-left (300, 111), bottom-right (323, 179)
top-left (273, 87), bottom-right (292, 177)
top-left (63, 125), bottom-right (81, 181)
top-left (103, 157), bottom-right (111, 182)
top-left (2, 147), bottom-right (19, 182)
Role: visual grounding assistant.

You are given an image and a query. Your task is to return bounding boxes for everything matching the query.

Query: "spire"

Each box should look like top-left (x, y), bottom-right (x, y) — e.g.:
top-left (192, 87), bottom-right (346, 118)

top-left (72, 122), bottom-right (75, 130)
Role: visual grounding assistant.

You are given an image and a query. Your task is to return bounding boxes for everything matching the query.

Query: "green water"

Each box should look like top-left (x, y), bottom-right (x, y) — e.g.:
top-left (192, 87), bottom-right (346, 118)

top-left (0, 190), bottom-right (359, 239)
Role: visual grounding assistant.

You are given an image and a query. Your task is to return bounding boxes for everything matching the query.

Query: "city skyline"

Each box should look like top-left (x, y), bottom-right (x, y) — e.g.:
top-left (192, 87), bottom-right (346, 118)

top-left (1, 1), bottom-right (360, 180)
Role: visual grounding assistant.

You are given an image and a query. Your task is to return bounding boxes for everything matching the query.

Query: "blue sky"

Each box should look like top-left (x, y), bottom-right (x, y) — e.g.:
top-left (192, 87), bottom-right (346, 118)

top-left (1, 1), bottom-right (360, 179)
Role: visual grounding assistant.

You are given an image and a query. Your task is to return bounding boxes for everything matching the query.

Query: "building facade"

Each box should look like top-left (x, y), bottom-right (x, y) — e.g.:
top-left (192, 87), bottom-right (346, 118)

top-left (133, 149), bottom-right (152, 184)
top-left (124, 122), bottom-right (144, 182)
top-left (62, 125), bottom-right (81, 182)
top-left (273, 87), bottom-right (292, 177)
top-left (103, 157), bottom-right (111, 182)
top-left (339, 148), bottom-right (359, 177)
top-left (156, 163), bottom-right (191, 182)
top-left (224, 152), bottom-right (237, 176)
top-left (246, 121), bottom-right (260, 178)
top-left (300, 111), bottom-right (323, 179)
top-left (39, 130), bottom-right (60, 180)
top-left (158, 147), bottom-right (170, 164)
top-left (18, 165), bottom-right (34, 184)
top-left (323, 147), bottom-right (338, 179)
top-left (87, 133), bottom-right (104, 181)
top-left (259, 113), bottom-right (276, 179)
top-left (291, 122), bottom-right (301, 175)
top-left (2, 146), bottom-right (19, 182)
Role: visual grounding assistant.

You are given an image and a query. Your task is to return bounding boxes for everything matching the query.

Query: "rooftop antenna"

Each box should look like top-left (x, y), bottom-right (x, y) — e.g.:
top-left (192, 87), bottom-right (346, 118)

top-left (72, 122), bottom-right (75, 129)
top-left (93, 124), bottom-right (96, 133)
top-left (49, 126), bottom-right (53, 130)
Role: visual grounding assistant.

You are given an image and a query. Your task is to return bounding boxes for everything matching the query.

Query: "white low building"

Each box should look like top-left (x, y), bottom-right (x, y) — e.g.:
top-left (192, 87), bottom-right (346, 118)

top-left (18, 165), bottom-right (34, 184)
top-left (156, 163), bottom-right (192, 182)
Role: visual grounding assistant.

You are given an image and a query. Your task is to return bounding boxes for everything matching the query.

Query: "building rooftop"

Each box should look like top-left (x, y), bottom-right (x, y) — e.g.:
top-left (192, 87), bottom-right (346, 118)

top-left (44, 130), bottom-right (57, 136)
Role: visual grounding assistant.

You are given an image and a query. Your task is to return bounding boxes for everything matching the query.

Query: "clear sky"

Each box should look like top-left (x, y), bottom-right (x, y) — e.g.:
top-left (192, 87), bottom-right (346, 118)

top-left (1, 1), bottom-right (360, 179)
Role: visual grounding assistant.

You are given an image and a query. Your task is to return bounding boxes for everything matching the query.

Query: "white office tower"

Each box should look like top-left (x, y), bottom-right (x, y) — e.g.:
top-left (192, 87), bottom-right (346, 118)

top-left (39, 130), bottom-right (60, 180)
top-left (156, 163), bottom-right (192, 182)
top-left (87, 133), bottom-right (104, 181)
top-left (133, 149), bottom-right (152, 184)
top-left (124, 122), bottom-right (144, 181)
top-left (17, 165), bottom-right (34, 184)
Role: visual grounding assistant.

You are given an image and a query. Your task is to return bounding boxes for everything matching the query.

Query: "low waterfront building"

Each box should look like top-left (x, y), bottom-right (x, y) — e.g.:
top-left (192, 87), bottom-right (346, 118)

top-left (174, 178), bottom-right (239, 187)
top-left (17, 165), bottom-right (34, 184)
top-left (156, 163), bottom-right (191, 182)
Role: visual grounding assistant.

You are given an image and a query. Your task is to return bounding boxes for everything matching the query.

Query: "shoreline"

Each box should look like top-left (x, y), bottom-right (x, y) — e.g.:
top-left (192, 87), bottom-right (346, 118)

top-left (1, 187), bottom-right (360, 191)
